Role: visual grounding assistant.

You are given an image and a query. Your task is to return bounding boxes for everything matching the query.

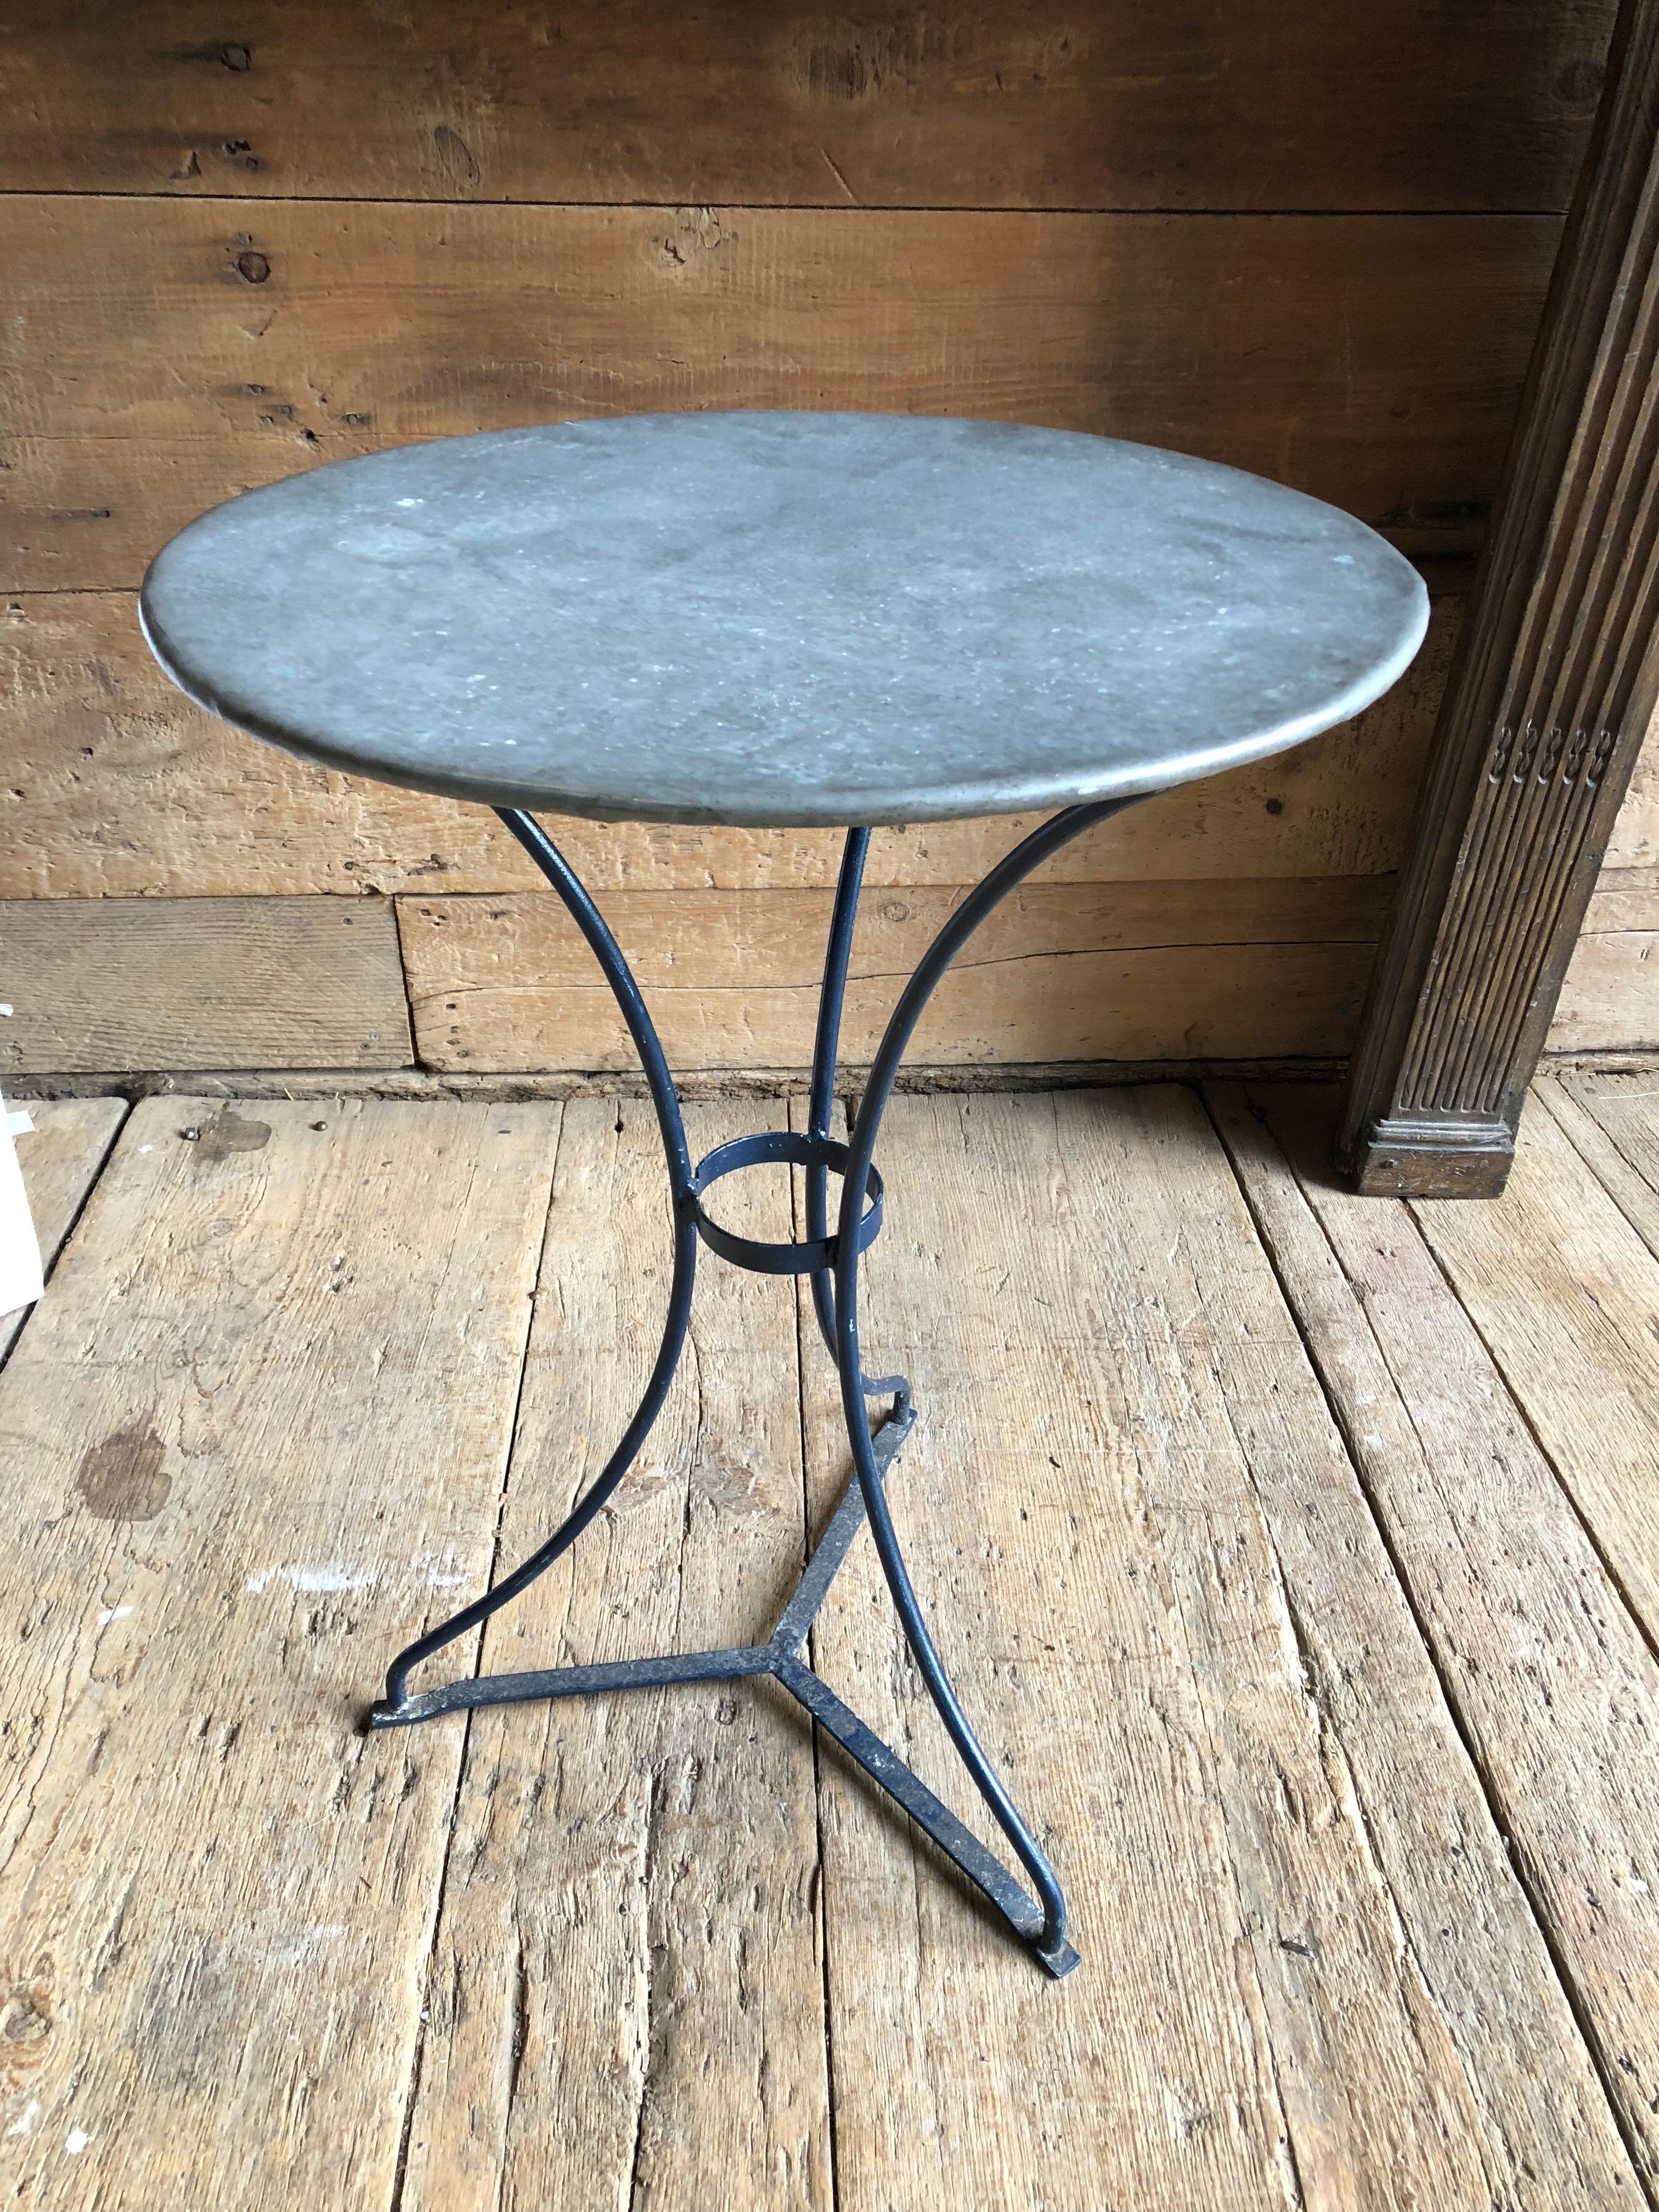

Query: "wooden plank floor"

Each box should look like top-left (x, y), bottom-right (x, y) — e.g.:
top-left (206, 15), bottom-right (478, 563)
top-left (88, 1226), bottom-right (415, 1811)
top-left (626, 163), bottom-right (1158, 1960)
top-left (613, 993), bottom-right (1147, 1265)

top-left (1, 1081), bottom-right (1655, 2208)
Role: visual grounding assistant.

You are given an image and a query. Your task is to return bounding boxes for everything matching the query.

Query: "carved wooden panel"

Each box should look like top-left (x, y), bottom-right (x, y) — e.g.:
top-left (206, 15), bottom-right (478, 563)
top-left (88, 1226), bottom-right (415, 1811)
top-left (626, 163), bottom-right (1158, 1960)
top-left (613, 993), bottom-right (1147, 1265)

top-left (1340, 0), bottom-right (1659, 1195)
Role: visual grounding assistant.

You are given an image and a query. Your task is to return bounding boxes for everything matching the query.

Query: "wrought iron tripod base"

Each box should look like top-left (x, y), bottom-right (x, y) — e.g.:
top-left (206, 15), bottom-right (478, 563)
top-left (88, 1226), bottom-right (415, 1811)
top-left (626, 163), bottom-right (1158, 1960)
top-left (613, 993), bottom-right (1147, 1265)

top-left (369, 794), bottom-right (1148, 1978)
top-left (376, 1397), bottom-right (1080, 1979)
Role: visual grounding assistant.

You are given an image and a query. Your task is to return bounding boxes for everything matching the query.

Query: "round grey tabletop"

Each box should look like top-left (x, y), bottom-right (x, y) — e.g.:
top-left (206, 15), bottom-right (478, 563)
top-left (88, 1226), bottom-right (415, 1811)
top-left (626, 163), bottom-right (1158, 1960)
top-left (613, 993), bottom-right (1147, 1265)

top-left (139, 412), bottom-right (1428, 829)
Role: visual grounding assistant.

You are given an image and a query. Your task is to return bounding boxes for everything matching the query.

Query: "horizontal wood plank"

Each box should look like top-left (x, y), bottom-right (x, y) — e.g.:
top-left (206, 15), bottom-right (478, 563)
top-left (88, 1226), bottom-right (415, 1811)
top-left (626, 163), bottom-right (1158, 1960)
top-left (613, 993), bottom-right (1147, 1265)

top-left (1560, 862), bottom-right (1659, 1053)
top-left (1582, 865), bottom-right (1659, 933)
top-left (398, 880), bottom-right (1389, 1069)
top-left (1605, 715), bottom-right (1659, 867)
top-left (0, 896), bottom-right (413, 1071)
top-left (1549, 925), bottom-right (1659, 1049)
top-left (1, 590), bottom-right (1458, 896)
top-left (0, 1097), bottom-right (558, 2207)
top-left (0, 198), bottom-right (1560, 589)
top-left (0, 1), bottom-right (1613, 212)
top-left (1557, 673), bottom-right (1659, 1055)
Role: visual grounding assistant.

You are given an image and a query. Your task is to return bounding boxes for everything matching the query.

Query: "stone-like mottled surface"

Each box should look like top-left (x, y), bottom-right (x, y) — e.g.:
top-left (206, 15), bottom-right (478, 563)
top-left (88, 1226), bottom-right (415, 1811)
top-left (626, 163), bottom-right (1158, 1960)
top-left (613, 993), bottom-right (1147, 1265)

top-left (140, 413), bottom-right (1428, 828)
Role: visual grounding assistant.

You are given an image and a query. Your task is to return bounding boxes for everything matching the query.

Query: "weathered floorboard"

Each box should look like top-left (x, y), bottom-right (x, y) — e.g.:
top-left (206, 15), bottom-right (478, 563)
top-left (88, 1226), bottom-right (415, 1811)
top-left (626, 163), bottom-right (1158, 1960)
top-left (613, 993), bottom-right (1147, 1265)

top-left (0, 895), bottom-right (413, 1073)
top-left (396, 1098), bottom-right (831, 2211)
top-left (0, 1096), bottom-right (126, 1363)
top-left (1216, 1081), bottom-right (1659, 2192)
top-left (799, 1089), bottom-right (1634, 2209)
top-left (0, 1079), bottom-right (1650, 2204)
top-left (0, 1097), bottom-right (558, 2207)
top-left (1540, 1066), bottom-right (1659, 1259)
top-left (1412, 1090), bottom-right (1659, 1652)
top-left (1, 199), bottom-right (1559, 589)
top-left (0, 0), bottom-right (1611, 212)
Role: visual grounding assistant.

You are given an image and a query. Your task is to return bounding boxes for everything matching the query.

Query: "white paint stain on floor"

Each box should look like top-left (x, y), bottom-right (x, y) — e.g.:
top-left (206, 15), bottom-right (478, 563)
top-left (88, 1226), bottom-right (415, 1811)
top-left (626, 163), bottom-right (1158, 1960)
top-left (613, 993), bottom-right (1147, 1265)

top-left (411, 1548), bottom-right (472, 1590)
top-left (259, 1923), bottom-right (346, 1970)
top-left (245, 1565), bottom-right (374, 1595)
top-left (243, 1554), bottom-right (474, 1596)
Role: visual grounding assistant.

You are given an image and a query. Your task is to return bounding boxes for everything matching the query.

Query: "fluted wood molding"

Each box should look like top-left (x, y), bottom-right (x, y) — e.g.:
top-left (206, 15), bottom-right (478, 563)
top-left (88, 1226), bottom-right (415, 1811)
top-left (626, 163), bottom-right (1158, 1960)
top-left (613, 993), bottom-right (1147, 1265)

top-left (1339, 0), bottom-right (1659, 1197)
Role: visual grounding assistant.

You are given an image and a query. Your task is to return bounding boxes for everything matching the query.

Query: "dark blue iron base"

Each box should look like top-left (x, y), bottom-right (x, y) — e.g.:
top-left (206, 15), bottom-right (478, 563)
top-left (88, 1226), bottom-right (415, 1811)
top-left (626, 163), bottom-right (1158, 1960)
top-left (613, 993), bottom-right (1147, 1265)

top-left (376, 1400), bottom-right (1079, 1978)
top-left (369, 796), bottom-right (1152, 1978)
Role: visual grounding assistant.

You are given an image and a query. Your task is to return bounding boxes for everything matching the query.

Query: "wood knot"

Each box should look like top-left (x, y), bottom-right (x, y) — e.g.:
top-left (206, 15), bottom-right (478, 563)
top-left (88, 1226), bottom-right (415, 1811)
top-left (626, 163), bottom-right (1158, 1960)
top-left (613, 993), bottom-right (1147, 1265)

top-left (0, 1976), bottom-right (54, 2085)
top-left (657, 208), bottom-right (726, 273)
top-left (432, 125), bottom-right (480, 187)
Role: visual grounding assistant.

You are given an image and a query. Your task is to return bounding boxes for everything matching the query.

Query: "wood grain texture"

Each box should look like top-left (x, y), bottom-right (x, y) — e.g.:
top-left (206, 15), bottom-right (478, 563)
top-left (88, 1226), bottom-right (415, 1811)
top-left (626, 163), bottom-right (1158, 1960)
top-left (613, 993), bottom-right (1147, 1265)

top-left (0, 895), bottom-right (413, 1072)
top-left (5, 1062), bottom-right (1359, 1109)
top-left (1605, 712), bottom-right (1659, 865)
top-left (0, 1097), bottom-right (558, 2207)
top-left (397, 1098), bottom-right (829, 2210)
top-left (799, 1089), bottom-right (1637, 2210)
top-left (1217, 1079), bottom-right (1659, 2190)
top-left (1573, 714), bottom-right (1659, 1039)
top-left (1550, 922), bottom-right (1659, 1047)
top-left (0, 1096), bottom-right (126, 1363)
top-left (0, 0), bottom-right (1612, 212)
top-left (0, 197), bottom-right (1560, 591)
top-left (1542, 1064), bottom-right (1659, 1257)
top-left (1581, 863), bottom-right (1659, 931)
top-left (1557, 782), bottom-right (1659, 1054)
top-left (1411, 1092), bottom-right (1659, 1651)
top-left (0, 590), bottom-right (1458, 898)
top-left (1340, 0), bottom-right (1659, 1189)
top-left (1, 1079), bottom-right (1652, 2203)
top-left (398, 881), bottom-right (1388, 1071)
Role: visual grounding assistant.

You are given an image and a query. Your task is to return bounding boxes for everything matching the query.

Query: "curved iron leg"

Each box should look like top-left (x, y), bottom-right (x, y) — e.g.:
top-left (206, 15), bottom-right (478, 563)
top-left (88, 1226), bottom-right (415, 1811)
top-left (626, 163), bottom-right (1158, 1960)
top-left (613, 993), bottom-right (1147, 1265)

top-left (805, 828), bottom-right (867, 1363)
top-left (370, 791), bottom-right (1154, 1981)
top-left (804, 831), bottom-right (910, 1404)
top-left (371, 808), bottom-right (697, 1723)
top-left (832, 795), bottom-right (1149, 1971)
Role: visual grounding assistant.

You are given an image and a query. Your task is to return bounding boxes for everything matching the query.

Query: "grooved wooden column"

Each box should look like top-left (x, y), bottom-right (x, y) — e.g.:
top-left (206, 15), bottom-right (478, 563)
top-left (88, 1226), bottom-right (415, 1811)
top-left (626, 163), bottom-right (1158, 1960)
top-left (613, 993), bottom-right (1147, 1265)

top-left (1339, 0), bottom-right (1659, 1197)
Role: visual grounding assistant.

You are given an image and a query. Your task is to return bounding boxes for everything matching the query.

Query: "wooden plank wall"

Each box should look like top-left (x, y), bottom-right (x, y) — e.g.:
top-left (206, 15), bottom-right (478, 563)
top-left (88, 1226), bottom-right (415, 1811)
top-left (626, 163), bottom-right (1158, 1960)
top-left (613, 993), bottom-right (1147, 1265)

top-left (1554, 729), bottom-right (1659, 1051)
top-left (1, 1), bottom-right (1640, 1080)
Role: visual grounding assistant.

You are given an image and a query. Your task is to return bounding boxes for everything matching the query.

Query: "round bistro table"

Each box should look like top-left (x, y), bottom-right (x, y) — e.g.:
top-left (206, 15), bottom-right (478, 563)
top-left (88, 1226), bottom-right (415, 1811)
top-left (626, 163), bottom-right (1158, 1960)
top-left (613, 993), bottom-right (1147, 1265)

top-left (140, 411), bottom-right (1427, 1979)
